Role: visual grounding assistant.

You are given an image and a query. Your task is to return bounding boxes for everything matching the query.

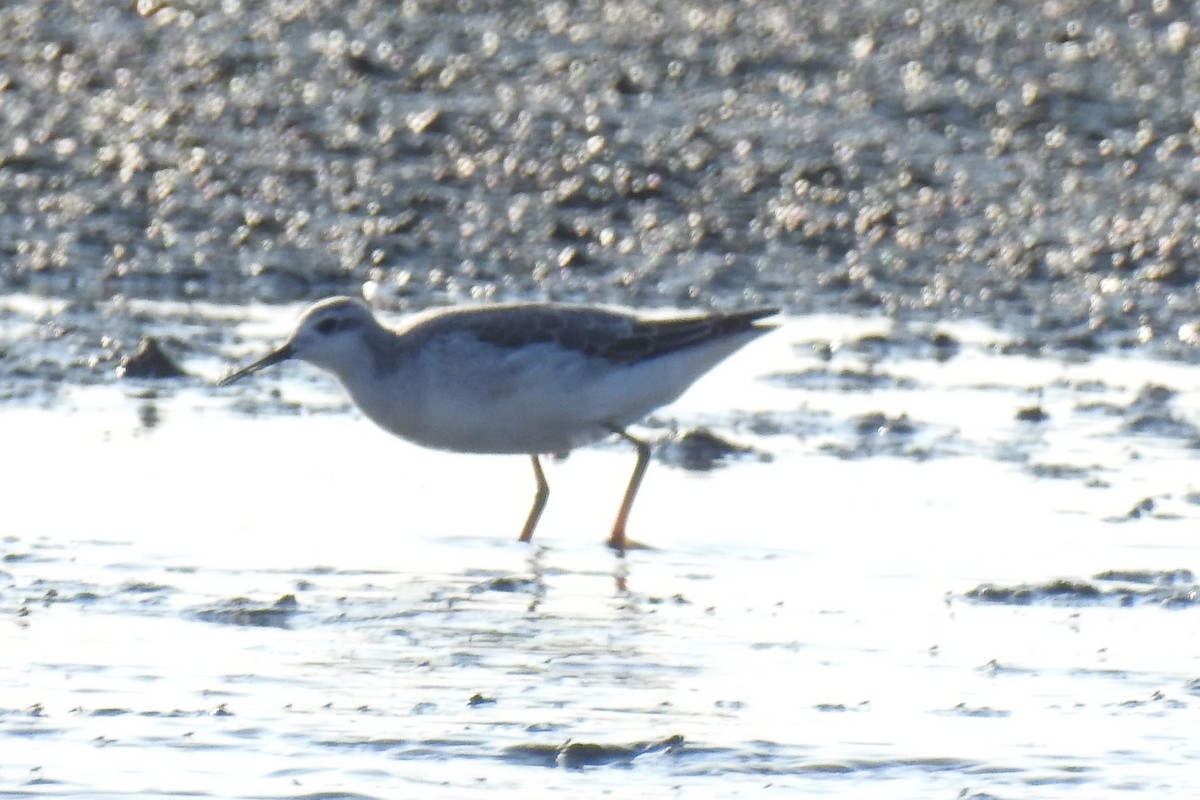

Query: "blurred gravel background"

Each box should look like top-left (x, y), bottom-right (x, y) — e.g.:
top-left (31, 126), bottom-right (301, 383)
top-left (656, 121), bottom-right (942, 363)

top-left (3, 0), bottom-right (1200, 378)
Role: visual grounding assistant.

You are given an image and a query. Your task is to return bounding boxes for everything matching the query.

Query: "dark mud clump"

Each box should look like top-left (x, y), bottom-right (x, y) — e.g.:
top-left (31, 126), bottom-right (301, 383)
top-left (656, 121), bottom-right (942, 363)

top-left (1025, 462), bottom-right (1096, 480)
top-left (1015, 405), bottom-right (1049, 423)
top-left (1120, 384), bottom-right (1200, 440)
top-left (965, 579), bottom-right (1100, 605)
top-left (656, 428), bottom-right (761, 471)
top-left (117, 337), bottom-right (187, 379)
top-left (766, 368), bottom-right (916, 393)
top-left (564, 735), bottom-right (686, 770)
top-left (15, 586), bottom-right (102, 618)
top-left (1106, 496), bottom-right (1175, 522)
top-left (503, 735), bottom-right (685, 769)
top-left (1094, 568), bottom-right (1195, 584)
top-left (852, 411), bottom-right (917, 439)
top-left (964, 570), bottom-right (1200, 607)
top-left (821, 411), bottom-right (944, 460)
top-left (929, 332), bottom-right (962, 362)
top-left (469, 575), bottom-right (541, 594)
top-left (192, 594), bottom-right (300, 628)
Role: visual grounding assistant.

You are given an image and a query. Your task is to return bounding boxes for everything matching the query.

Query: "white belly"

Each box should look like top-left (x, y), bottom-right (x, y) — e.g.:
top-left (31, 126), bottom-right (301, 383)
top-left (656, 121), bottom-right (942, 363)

top-left (340, 333), bottom-right (757, 455)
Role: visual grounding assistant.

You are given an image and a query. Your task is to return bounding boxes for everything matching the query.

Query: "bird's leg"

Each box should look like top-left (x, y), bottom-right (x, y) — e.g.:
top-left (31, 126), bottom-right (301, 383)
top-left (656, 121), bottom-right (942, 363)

top-left (608, 428), bottom-right (651, 554)
top-left (519, 455), bottom-right (550, 543)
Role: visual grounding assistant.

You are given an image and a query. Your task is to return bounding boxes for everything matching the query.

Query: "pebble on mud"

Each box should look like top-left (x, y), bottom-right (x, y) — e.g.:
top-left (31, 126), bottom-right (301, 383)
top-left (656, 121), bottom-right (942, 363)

top-left (117, 337), bottom-right (187, 379)
top-left (138, 401), bottom-right (161, 429)
top-left (931, 332), bottom-right (961, 362)
top-left (1016, 405), bottom-right (1049, 423)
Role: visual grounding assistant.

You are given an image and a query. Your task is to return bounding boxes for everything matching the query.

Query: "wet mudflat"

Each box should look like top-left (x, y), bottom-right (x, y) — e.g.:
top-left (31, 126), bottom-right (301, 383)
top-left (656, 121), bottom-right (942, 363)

top-left (4, 311), bottom-right (1200, 798)
top-left (6, 0), bottom-right (1200, 795)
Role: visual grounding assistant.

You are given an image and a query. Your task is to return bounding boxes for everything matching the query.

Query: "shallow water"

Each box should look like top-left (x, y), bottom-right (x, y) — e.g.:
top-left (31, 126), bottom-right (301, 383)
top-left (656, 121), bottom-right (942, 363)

top-left (4, 314), bottom-right (1200, 798)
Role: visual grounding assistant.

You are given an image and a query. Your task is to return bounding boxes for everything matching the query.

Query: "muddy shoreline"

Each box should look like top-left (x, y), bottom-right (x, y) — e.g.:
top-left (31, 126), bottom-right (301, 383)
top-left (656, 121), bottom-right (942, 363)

top-left (4, 1), bottom-right (1200, 399)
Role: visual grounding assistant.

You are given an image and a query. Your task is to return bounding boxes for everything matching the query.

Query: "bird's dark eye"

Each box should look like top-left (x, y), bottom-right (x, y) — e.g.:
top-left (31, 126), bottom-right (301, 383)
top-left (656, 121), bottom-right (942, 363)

top-left (315, 318), bottom-right (339, 335)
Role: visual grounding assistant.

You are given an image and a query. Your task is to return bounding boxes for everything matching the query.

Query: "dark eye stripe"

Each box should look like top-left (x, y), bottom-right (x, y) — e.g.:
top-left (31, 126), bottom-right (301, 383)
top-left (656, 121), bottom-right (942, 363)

top-left (316, 318), bottom-right (339, 334)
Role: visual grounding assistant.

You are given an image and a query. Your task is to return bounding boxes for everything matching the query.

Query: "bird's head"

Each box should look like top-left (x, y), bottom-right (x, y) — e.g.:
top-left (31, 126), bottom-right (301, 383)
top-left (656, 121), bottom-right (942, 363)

top-left (219, 296), bottom-right (378, 385)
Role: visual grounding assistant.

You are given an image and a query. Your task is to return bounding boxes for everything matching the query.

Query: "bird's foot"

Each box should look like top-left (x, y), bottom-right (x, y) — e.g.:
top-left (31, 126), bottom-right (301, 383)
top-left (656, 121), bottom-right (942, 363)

top-left (606, 534), bottom-right (654, 554)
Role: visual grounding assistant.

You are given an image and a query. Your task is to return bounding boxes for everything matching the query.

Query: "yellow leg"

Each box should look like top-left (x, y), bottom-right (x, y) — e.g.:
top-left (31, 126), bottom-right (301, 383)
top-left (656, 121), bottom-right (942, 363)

top-left (608, 430), bottom-right (650, 554)
top-left (519, 455), bottom-right (549, 543)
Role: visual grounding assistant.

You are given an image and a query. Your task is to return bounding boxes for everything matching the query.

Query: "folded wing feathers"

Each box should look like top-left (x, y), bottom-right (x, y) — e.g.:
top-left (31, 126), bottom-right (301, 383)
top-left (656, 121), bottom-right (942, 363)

top-left (592, 308), bottom-right (778, 363)
top-left (451, 306), bottom-right (778, 365)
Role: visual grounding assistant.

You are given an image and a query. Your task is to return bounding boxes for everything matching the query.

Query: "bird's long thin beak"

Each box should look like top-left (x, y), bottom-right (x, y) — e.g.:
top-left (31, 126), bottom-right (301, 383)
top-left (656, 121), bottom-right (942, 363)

top-left (218, 343), bottom-right (294, 386)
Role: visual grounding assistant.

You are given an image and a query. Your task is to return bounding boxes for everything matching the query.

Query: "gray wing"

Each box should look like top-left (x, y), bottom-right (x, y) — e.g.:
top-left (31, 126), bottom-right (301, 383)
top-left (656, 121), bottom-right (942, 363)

top-left (589, 308), bottom-right (778, 363)
top-left (417, 304), bottom-right (778, 365)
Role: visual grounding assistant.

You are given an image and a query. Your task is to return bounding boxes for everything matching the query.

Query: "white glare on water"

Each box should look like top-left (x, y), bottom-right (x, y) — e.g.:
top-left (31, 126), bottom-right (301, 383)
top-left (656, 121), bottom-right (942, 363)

top-left (4, 314), bottom-right (1200, 797)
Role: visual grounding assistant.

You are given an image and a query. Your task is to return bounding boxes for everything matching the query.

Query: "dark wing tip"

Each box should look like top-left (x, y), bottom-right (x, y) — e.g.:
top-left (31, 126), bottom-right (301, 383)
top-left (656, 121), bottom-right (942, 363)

top-left (733, 307), bottom-right (781, 327)
top-left (595, 307), bottom-right (779, 363)
top-left (709, 307), bottom-right (780, 335)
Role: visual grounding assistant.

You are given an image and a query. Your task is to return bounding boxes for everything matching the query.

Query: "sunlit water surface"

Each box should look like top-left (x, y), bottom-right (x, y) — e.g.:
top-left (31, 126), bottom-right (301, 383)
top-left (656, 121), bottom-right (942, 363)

top-left (4, 314), bottom-right (1200, 798)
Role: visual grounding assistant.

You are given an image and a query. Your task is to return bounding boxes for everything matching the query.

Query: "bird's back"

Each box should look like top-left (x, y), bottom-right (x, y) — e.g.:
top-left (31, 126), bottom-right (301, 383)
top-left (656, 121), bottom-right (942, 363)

top-left (362, 303), bottom-right (777, 454)
top-left (401, 303), bottom-right (777, 365)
